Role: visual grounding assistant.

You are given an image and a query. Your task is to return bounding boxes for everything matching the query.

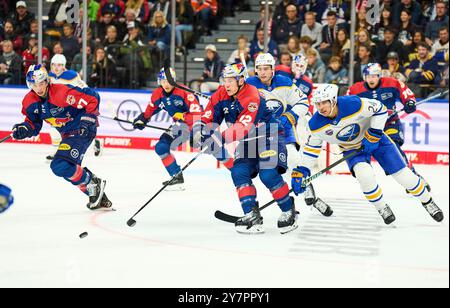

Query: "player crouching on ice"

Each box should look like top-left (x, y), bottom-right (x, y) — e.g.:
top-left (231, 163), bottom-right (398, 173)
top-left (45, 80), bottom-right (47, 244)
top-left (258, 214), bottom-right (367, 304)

top-left (291, 84), bottom-right (444, 224)
top-left (11, 65), bottom-right (112, 210)
top-left (132, 68), bottom-right (203, 191)
top-left (193, 63), bottom-right (298, 234)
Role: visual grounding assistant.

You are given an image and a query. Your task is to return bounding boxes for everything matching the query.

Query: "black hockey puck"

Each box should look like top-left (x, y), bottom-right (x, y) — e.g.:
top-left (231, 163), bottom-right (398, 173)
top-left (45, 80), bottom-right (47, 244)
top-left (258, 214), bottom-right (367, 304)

top-left (79, 232), bottom-right (88, 239)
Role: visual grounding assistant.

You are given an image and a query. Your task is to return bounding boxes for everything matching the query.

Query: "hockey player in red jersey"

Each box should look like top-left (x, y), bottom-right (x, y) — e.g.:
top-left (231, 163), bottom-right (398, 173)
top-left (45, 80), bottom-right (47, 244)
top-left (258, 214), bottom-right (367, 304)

top-left (11, 65), bottom-right (112, 210)
top-left (347, 63), bottom-right (431, 191)
top-left (132, 68), bottom-right (203, 191)
top-left (193, 63), bottom-right (298, 234)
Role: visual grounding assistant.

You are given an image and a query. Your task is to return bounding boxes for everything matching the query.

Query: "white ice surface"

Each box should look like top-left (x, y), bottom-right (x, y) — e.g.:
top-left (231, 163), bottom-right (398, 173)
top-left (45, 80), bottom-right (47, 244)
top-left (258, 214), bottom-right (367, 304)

top-left (0, 143), bottom-right (448, 288)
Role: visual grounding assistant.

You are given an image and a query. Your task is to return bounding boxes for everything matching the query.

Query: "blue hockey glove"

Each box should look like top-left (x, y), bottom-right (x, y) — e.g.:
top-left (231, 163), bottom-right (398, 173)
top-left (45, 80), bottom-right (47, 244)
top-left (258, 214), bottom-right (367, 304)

top-left (79, 115), bottom-right (97, 139)
top-left (291, 166), bottom-right (311, 196)
top-left (361, 128), bottom-right (383, 154)
top-left (0, 184), bottom-right (14, 214)
top-left (404, 100), bottom-right (417, 114)
top-left (12, 122), bottom-right (34, 140)
top-left (133, 113), bottom-right (149, 130)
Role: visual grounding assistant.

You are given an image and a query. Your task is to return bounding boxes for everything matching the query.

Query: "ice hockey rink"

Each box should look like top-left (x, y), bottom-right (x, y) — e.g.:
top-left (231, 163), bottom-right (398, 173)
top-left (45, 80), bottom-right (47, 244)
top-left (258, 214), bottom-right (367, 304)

top-left (0, 143), bottom-right (448, 288)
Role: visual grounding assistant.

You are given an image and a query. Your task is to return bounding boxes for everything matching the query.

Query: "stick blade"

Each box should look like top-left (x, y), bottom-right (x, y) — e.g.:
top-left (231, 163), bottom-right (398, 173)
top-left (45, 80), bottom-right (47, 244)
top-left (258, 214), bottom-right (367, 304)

top-left (214, 210), bottom-right (241, 224)
top-left (127, 219), bottom-right (137, 227)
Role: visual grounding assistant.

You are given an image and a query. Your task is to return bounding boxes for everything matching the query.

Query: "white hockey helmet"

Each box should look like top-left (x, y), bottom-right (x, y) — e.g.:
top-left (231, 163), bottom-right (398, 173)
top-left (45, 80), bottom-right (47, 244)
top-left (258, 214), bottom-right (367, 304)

top-left (26, 64), bottom-right (49, 90)
top-left (363, 63), bottom-right (382, 80)
top-left (311, 84), bottom-right (339, 115)
top-left (292, 54), bottom-right (308, 76)
top-left (255, 53), bottom-right (276, 70)
top-left (158, 67), bottom-right (176, 86)
top-left (51, 54), bottom-right (67, 67)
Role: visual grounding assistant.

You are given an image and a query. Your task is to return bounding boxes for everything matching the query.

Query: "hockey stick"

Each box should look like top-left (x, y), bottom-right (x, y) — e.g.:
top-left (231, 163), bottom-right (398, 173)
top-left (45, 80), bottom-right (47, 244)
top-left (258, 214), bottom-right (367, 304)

top-left (387, 89), bottom-right (449, 122)
top-left (214, 149), bottom-right (363, 223)
top-left (127, 146), bottom-right (210, 227)
top-left (0, 135), bottom-right (11, 144)
top-left (98, 115), bottom-right (171, 132)
top-left (163, 64), bottom-right (211, 100)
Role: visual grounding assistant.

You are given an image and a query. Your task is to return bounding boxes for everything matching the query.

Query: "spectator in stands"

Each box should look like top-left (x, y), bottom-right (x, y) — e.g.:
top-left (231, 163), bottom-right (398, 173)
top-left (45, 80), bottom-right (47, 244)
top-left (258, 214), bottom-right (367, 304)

top-left (279, 51), bottom-right (293, 67)
top-left (94, 11), bottom-right (124, 43)
top-left (305, 48), bottom-right (326, 83)
top-left (376, 27), bottom-right (406, 66)
top-left (98, 0), bottom-right (126, 21)
top-left (24, 19), bottom-right (39, 45)
top-left (324, 56), bottom-right (348, 84)
top-left (22, 33), bottom-right (50, 75)
top-left (287, 35), bottom-right (302, 59)
top-left (250, 28), bottom-right (279, 62)
top-left (405, 30), bottom-right (427, 64)
top-left (191, 0), bottom-right (217, 36)
top-left (374, 5), bottom-right (397, 42)
top-left (227, 35), bottom-right (250, 64)
top-left (153, 0), bottom-right (170, 18)
top-left (272, 4), bottom-right (302, 47)
top-left (406, 42), bottom-right (441, 86)
top-left (9, 1), bottom-right (35, 37)
top-left (88, 0), bottom-right (101, 22)
top-left (432, 27), bottom-right (449, 56)
top-left (47, 0), bottom-right (69, 29)
top-left (0, 40), bottom-right (22, 84)
top-left (393, 0), bottom-right (423, 26)
top-left (148, 11), bottom-right (171, 55)
top-left (398, 9), bottom-right (420, 47)
top-left (332, 28), bottom-right (350, 67)
top-left (320, 0), bottom-right (346, 25)
top-left (60, 23), bottom-right (80, 63)
top-left (273, 0), bottom-right (297, 22)
top-left (103, 25), bottom-right (121, 63)
top-left (254, 6), bottom-right (274, 41)
top-left (120, 21), bottom-right (152, 86)
top-left (354, 43), bottom-right (375, 82)
top-left (90, 46), bottom-right (117, 88)
top-left (200, 44), bottom-right (224, 93)
top-left (356, 28), bottom-right (377, 55)
top-left (425, 1), bottom-right (449, 46)
top-left (381, 51), bottom-right (407, 82)
top-left (71, 44), bottom-right (94, 81)
top-left (298, 35), bottom-right (316, 57)
top-left (175, 0), bottom-right (195, 49)
top-left (52, 41), bottom-right (64, 56)
top-left (319, 11), bottom-right (346, 64)
top-left (1, 20), bottom-right (23, 53)
top-left (126, 0), bottom-right (150, 24)
top-left (301, 11), bottom-right (323, 49)
top-left (356, 6), bottom-right (374, 34)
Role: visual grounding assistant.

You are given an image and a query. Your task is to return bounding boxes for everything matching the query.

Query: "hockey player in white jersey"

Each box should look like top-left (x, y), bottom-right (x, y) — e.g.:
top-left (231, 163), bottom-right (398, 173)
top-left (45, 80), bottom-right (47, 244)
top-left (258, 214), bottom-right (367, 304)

top-left (291, 84), bottom-right (444, 224)
top-left (246, 53), bottom-right (333, 217)
top-left (47, 54), bottom-right (103, 160)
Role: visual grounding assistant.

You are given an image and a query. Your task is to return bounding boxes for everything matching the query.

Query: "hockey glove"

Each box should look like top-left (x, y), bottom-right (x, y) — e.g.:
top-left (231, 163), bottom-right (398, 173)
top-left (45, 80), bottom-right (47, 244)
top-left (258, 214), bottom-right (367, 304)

top-left (79, 115), bottom-right (98, 139)
top-left (291, 166), bottom-right (311, 196)
top-left (404, 100), bottom-right (417, 114)
top-left (12, 122), bottom-right (34, 140)
top-left (361, 128), bottom-right (383, 154)
top-left (133, 113), bottom-right (149, 130)
top-left (0, 183), bottom-right (14, 214)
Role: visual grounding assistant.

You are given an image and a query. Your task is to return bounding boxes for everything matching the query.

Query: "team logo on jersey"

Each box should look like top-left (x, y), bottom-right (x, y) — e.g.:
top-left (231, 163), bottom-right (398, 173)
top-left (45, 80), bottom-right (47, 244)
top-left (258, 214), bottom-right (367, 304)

top-left (70, 149), bottom-right (79, 159)
top-left (266, 99), bottom-right (284, 117)
top-left (187, 94), bottom-right (195, 102)
top-left (325, 129), bottom-right (334, 136)
top-left (58, 143), bottom-right (71, 151)
top-left (50, 107), bottom-right (64, 117)
top-left (381, 93), bottom-right (393, 100)
top-left (259, 150), bottom-right (277, 158)
top-left (248, 102), bottom-right (259, 113)
top-left (299, 84), bottom-right (309, 94)
top-left (45, 117), bottom-right (73, 128)
top-left (66, 95), bottom-right (76, 106)
top-left (174, 100), bottom-right (184, 107)
top-left (336, 124), bottom-right (361, 142)
top-left (279, 152), bottom-right (287, 163)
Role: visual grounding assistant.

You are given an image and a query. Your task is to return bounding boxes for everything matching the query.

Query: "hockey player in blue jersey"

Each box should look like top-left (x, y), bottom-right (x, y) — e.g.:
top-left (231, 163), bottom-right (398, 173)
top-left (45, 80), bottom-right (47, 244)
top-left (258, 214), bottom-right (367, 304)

top-left (0, 183), bottom-right (14, 214)
top-left (347, 63), bottom-right (431, 192)
top-left (246, 53), bottom-right (333, 217)
top-left (291, 84), bottom-right (444, 224)
top-left (48, 54), bottom-right (103, 160)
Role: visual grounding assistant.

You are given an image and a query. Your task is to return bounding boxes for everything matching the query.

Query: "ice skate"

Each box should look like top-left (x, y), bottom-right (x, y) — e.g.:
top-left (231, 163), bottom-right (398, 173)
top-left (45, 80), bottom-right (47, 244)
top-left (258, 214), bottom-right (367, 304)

top-left (235, 205), bottom-right (264, 234)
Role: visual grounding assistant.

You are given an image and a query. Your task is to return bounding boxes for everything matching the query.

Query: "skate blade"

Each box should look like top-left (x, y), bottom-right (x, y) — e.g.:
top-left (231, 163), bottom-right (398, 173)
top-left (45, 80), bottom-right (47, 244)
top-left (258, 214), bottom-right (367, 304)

top-left (87, 180), bottom-right (107, 210)
top-left (279, 223), bottom-right (299, 234)
top-left (164, 184), bottom-right (185, 192)
top-left (91, 207), bottom-right (116, 212)
top-left (235, 225), bottom-right (265, 235)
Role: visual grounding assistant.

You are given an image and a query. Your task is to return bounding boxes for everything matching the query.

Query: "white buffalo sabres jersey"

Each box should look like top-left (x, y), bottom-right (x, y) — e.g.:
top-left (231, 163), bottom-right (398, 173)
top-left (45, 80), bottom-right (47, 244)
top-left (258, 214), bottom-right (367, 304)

top-left (302, 95), bottom-right (388, 169)
top-left (49, 70), bottom-right (87, 88)
top-left (246, 75), bottom-right (309, 119)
